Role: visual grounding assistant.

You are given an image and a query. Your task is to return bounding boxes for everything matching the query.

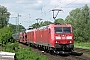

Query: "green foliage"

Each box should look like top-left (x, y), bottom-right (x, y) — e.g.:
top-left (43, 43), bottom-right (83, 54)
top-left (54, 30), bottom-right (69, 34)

top-left (75, 42), bottom-right (90, 50)
top-left (40, 21), bottom-right (52, 26)
top-left (4, 42), bottom-right (19, 52)
top-left (0, 26), bottom-right (15, 46)
top-left (54, 18), bottom-right (65, 24)
top-left (0, 5), bottom-right (10, 28)
top-left (65, 4), bottom-right (90, 42)
top-left (31, 21), bottom-right (52, 28)
top-left (16, 47), bottom-right (48, 60)
top-left (31, 23), bottom-right (39, 28)
top-left (9, 23), bottom-right (25, 33)
top-left (4, 42), bottom-right (48, 60)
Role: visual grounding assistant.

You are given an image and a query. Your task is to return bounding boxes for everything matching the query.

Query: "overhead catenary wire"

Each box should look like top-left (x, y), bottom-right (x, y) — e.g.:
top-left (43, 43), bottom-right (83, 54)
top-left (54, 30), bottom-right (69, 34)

top-left (54, 0), bottom-right (77, 8)
top-left (19, 14), bottom-right (33, 25)
top-left (40, 1), bottom-right (51, 18)
top-left (30, 0), bottom-right (67, 22)
top-left (41, 0), bottom-right (67, 20)
top-left (41, 0), bottom-right (78, 20)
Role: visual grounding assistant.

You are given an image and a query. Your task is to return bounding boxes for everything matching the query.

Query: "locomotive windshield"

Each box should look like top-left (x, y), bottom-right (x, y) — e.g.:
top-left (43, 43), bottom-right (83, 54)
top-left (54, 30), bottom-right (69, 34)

top-left (55, 27), bottom-right (71, 33)
top-left (55, 27), bottom-right (62, 33)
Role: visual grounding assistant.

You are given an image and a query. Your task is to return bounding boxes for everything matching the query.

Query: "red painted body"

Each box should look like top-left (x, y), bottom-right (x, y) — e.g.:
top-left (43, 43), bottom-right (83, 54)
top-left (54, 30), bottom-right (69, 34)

top-left (35, 24), bottom-right (74, 48)
top-left (33, 29), bottom-right (37, 43)
top-left (35, 27), bottom-right (49, 45)
top-left (19, 32), bottom-right (27, 43)
top-left (19, 24), bottom-right (74, 50)
top-left (23, 32), bottom-right (27, 43)
top-left (26, 29), bottom-right (34, 43)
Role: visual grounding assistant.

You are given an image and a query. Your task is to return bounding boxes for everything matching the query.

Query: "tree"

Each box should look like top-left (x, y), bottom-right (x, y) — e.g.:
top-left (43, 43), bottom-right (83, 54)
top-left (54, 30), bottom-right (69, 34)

top-left (31, 21), bottom-right (52, 28)
top-left (9, 24), bottom-right (25, 33)
top-left (0, 26), bottom-right (14, 46)
top-left (65, 4), bottom-right (90, 42)
top-left (31, 23), bottom-right (39, 28)
top-left (41, 21), bottom-right (52, 26)
top-left (54, 18), bottom-right (65, 24)
top-left (0, 5), bottom-right (10, 28)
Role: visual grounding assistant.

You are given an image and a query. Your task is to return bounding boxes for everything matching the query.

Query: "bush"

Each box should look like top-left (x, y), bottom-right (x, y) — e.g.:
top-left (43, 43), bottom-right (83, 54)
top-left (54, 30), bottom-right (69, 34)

top-left (4, 42), bottom-right (19, 52)
top-left (4, 43), bottom-right (48, 60)
top-left (15, 47), bottom-right (48, 60)
top-left (0, 26), bottom-right (15, 46)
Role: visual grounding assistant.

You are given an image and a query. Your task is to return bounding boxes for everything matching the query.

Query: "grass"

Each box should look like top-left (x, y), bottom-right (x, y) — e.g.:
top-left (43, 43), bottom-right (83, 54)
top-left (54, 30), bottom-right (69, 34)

top-left (74, 41), bottom-right (90, 50)
top-left (74, 41), bottom-right (90, 57)
top-left (16, 48), bottom-right (48, 60)
top-left (84, 53), bottom-right (90, 57)
top-left (3, 43), bottom-right (48, 60)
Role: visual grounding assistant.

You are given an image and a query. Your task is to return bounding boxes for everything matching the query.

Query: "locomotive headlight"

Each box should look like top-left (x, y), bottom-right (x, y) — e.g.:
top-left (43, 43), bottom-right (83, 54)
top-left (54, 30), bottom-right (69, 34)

top-left (69, 41), bottom-right (72, 43)
top-left (56, 36), bottom-right (61, 39)
top-left (66, 36), bottom-right (72, 39)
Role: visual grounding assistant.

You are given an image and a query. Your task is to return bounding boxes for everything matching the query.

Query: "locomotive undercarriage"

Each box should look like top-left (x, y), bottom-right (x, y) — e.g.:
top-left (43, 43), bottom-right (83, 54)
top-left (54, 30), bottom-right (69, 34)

top-left (48, 44), bottom-right (83, 55)
top-left (55, 44), bottom-right (74, 51)
top-left (50, 44), bottom-right (74, 55)
top-left (33, 44), bottom-right (74, 55)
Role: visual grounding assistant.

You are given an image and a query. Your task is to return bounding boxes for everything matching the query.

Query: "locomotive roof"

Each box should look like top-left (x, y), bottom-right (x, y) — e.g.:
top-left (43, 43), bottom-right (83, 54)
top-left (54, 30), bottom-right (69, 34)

top-left (49, 24), bottom-right (72, 27)
top-left (54, 25), bottom-right (71, 27)
top-left (37, 24), bottom-right (72, 30)
top-left (25, 27), bottom-right (34, 32)
top-left (38, 26), bottom-right (48, 30)
top-left (26, 29), bottom-right (34, 33)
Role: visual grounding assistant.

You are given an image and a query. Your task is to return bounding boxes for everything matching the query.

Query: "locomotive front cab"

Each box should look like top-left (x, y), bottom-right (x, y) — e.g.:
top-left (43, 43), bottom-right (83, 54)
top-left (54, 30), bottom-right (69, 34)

top-left (54, 24), bottom-right (74, 51)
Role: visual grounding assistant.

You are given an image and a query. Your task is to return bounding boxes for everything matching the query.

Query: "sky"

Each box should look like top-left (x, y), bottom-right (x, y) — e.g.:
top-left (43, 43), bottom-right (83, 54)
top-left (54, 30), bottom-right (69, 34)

top-left (0, 0), bottom-right (90, 28)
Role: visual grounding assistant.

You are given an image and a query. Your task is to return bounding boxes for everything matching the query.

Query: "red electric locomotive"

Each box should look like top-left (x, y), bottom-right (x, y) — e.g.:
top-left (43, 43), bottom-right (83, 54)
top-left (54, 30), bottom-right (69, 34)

top-left (35, 24), bottom-right (74, 53)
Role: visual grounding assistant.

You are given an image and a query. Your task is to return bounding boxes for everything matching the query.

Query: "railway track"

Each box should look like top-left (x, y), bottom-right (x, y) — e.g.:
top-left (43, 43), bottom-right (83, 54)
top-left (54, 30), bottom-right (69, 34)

top-left (19, 43), bottom-right (90, 60)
